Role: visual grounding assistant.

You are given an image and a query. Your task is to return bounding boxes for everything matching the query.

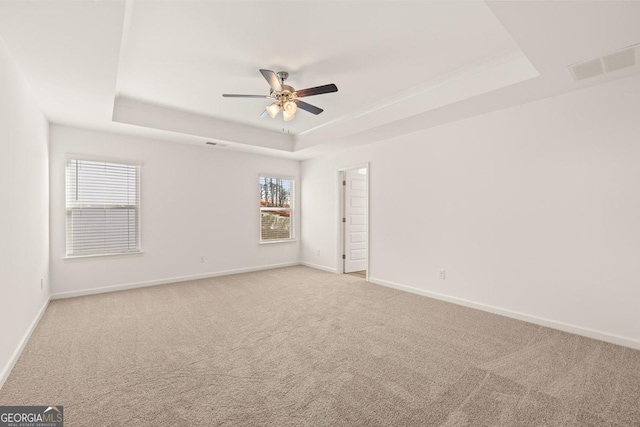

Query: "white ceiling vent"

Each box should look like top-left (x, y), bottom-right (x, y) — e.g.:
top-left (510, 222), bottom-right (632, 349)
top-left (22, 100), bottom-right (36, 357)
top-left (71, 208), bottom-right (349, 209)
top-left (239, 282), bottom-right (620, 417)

top-left (205, 141), bottom-right (227, 147)
top-left (602, 47), bottom-right (637, 72)
top-left (569, 44), bottom-right (639, 81)
top-left (570, 59), bottom-right (605, 80)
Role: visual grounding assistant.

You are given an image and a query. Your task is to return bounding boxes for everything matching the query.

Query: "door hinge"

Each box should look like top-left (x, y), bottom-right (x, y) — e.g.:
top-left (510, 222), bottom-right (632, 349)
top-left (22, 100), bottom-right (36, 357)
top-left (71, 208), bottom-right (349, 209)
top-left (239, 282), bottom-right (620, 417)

top-left (342, 180), bottom-right (346, 186)
top-left (342, 217), bottom-right (346, 223)
top-left (342, 254), bottom-right (346, 260)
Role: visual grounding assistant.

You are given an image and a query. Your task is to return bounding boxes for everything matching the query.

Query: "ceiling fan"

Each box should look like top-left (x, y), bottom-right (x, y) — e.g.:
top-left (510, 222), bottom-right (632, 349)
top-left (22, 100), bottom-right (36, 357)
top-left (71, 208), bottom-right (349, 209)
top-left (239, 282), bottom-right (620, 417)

top-left (222, 69), bottom-right (338, 122)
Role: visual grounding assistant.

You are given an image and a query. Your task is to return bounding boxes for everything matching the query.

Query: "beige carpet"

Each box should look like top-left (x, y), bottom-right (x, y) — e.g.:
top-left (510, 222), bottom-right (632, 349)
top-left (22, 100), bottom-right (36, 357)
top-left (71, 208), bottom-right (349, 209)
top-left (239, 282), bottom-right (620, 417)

top-left (1, 266), bottom-right (639, 426)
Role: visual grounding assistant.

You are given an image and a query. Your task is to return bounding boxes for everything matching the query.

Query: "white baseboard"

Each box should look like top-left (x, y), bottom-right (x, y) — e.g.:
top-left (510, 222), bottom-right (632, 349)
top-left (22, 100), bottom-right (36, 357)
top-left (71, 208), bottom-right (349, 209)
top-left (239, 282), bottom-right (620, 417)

top-left (0, 297), bottom-right (50, 389)
top-left (50, 262), bottom-right (301, 300)
top-left (300, 261), bottom-right (338, 273)
top-left (368, 277), bottom-right (640, 351)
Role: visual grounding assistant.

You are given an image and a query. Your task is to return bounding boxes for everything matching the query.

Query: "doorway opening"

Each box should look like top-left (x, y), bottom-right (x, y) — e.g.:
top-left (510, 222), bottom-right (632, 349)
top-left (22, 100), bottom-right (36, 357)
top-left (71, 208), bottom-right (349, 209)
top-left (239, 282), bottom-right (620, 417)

top-left (339, 164), bottom-right (369, 280)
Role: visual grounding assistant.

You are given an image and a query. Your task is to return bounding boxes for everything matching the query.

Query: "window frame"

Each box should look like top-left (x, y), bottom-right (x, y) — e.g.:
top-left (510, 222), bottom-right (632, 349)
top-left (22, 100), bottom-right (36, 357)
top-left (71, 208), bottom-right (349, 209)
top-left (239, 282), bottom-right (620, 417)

top-left (259, 174), bottom-right (296, 244)
top-left (64, 154), bottom-right (143, 259)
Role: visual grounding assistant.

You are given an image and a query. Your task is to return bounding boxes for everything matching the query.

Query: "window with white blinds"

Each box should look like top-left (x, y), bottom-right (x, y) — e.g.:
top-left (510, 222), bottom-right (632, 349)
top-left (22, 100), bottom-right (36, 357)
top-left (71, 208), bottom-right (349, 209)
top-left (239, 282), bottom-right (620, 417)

top-left (260, 176), bottom-right (294, 242)
top-left (66, 158), bottom-right (140, 257)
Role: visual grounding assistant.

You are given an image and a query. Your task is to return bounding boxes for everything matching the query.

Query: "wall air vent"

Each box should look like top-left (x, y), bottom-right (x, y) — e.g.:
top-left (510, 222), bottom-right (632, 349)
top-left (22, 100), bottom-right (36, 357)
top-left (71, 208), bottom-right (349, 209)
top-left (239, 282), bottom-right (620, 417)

top-left (569, 44), bottom-right (639, 81)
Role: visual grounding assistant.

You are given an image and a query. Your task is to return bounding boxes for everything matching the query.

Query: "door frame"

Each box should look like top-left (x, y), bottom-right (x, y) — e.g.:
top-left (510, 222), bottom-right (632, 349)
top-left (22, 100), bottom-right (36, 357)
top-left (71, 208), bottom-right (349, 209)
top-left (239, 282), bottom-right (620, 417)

top-left (337, 163), bottom-right (370, 280)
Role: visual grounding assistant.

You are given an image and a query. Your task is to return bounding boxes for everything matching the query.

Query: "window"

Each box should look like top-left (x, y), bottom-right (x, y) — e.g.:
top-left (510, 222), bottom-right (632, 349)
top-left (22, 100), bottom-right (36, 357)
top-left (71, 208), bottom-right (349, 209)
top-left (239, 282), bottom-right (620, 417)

top-left (260, 176), bottom-right (294, 242)
top-left (66, 158), bottom-right (140, 257)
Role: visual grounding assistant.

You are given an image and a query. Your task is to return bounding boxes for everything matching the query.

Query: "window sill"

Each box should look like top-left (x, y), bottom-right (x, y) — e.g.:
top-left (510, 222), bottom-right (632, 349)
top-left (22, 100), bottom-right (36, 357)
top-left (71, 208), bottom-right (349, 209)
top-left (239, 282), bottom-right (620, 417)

top-left (259, 239), bottom-right (297, 245)
top-left (63, 251), bottom-right (144, 261)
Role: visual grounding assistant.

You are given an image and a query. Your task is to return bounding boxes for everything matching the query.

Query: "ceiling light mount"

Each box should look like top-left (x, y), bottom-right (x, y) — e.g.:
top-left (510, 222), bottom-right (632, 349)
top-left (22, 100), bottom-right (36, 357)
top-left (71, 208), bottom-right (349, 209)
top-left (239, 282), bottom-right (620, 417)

top-left (276, 71), bottom-right (289, 84)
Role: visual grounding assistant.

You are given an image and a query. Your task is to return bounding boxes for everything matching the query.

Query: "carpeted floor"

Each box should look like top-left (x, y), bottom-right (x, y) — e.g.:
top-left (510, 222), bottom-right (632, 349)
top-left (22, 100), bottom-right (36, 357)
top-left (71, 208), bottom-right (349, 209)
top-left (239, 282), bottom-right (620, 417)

top-left (1, 266), bottom-right (639, 426)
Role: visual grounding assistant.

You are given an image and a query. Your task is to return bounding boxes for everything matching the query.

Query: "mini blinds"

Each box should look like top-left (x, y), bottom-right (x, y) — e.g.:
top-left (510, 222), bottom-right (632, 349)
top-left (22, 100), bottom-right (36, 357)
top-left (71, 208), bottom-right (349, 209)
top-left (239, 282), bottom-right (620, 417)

top-left (260, 176), bottom-right (294, 241)
top-left (66, 158), bottom-right (140, 256)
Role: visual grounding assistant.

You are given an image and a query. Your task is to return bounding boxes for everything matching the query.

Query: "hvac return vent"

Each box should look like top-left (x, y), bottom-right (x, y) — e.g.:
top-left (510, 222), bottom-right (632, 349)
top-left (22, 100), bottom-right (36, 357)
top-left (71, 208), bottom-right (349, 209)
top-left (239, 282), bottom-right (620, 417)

top-left (569, 44), bottom-right (639, 81)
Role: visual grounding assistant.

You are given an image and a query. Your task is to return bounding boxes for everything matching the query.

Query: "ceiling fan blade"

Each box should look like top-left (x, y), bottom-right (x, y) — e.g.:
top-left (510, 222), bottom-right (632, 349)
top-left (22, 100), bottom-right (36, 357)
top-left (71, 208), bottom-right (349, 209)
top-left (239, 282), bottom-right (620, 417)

top-left (259, 110), bottom-right (269, 118)
top-left (295, 100), bottom-right (323, 115)
top-left (294, 84), bottom-right (338, 98)
top-left (222, 94), bottom-right (269, 98)
top-left (259, 69), bottom-right (283, 92)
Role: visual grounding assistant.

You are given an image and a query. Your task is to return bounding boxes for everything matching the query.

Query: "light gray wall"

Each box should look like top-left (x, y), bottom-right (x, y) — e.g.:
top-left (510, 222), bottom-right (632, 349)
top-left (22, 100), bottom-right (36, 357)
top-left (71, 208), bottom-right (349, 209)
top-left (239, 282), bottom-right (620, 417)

top-left (301, 74), bottom-right (640, 347)
top-left (49, 125), bottom-right (300, 297)
top-left (0, 38), bottom-right (50, 384)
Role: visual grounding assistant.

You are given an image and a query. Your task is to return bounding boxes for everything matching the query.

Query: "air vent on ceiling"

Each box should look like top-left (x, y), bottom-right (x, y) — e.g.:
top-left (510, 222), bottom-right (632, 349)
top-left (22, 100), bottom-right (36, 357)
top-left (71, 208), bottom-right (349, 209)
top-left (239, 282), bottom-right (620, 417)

top-left (570, 59), bottom-right (605, 80)
top-left (569, 44), bottom-right (639, 81)
top-left (603, 48), bottom-right (637, 72)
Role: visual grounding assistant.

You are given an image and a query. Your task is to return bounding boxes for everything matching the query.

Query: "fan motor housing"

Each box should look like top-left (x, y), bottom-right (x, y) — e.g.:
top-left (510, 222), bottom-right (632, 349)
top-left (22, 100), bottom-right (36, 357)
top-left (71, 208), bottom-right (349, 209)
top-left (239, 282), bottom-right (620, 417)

top-left (272, 84), bottom-right (296, 102)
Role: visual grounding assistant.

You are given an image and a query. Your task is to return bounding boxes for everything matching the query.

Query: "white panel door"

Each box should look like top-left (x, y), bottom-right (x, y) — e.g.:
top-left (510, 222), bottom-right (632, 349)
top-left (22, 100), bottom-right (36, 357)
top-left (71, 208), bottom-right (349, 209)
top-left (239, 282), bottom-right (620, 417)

top-left (344, 168), bottom-right (368, 273)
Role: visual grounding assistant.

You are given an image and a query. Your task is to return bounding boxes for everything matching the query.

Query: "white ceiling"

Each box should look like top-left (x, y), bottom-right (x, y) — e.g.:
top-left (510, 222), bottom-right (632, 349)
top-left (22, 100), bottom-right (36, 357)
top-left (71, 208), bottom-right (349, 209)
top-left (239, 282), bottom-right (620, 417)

top-left (117, 1), bottom-right (518, 134)
top-left (0, 1), bottom-right (639, 159)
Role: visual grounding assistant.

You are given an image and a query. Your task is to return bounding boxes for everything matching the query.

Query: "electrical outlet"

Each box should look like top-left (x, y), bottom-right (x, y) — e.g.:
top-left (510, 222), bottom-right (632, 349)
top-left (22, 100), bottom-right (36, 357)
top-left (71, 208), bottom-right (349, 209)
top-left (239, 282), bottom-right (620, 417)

top-left (40, 278), bottom-right (44, 290)
top-left (438, 270), bottom-right (446, 280)
top-left (200, 255), bottom-right (205, 263)
top-left (316, 250), bottom-right (321, 257)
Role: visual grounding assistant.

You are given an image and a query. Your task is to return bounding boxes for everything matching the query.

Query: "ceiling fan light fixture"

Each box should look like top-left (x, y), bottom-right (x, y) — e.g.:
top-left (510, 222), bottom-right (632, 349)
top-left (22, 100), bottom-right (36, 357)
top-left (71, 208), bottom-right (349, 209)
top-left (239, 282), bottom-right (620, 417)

top-left (223, 69), bottom-right (338, 122)
top-left (283, 100), bottom-right (298, 115)
top-left (283, 109), bottom-right (295, 122)
top-left (266, 102), bottom-right (281, 118)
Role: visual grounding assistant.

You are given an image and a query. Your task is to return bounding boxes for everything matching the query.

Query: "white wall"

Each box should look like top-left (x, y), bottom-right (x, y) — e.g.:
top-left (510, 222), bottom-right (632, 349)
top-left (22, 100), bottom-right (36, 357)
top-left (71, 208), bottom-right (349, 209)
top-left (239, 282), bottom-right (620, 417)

top-left (0, 38), bottom-right (50, 384)
top-left (50, 125), bottom-right (300, 297)
top-left (301, 74), bottom-right (640, 346)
